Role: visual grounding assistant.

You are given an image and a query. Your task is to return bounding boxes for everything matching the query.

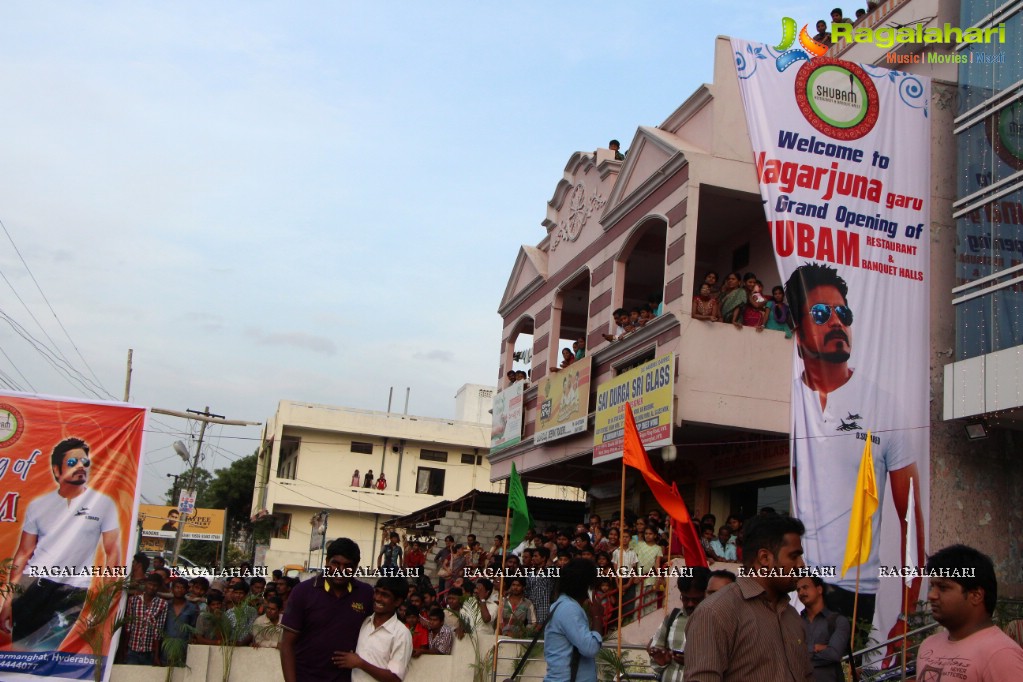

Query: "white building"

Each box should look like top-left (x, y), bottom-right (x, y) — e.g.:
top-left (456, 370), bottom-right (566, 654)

top-left (251, 384), bottom-right (579, 570)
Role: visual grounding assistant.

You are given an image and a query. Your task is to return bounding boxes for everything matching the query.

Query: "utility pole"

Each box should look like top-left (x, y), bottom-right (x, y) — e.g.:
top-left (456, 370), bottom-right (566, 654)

top-left (151, 406), bottom-right (261, 564)
top-left (123, 349), bottom-right (133, 402)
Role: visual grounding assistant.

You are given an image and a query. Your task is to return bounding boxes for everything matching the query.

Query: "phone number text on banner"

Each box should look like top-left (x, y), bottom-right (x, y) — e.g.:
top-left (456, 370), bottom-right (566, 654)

top-left (592, 354), bottom-right (674, 464)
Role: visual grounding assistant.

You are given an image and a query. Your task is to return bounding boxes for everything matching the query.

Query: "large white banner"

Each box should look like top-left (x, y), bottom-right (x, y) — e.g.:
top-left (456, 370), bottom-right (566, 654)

top-left (732, 40), bottom-right (930, 647)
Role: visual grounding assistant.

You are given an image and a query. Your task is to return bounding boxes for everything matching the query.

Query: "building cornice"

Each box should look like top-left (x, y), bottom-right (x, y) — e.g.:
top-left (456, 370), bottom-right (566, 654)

top-left (602, 151), bottom-right (690, 233)
top-left (660, 84), bottom-right (713, 133)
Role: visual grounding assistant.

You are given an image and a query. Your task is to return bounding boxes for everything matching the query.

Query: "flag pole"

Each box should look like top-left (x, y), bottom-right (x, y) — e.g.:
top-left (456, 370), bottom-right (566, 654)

top-left (616, 448), bottom-right (626, 664)
top-left (901, 476), bottom-right (916, 679)
top-left (494, 502), bottom-right (512, 666)
top-left (900, 580), bottom-right (910, 678)
top-left (663, 522), bottom-right (672, 615)
top-left (850, 563), bottom-right (861, 681)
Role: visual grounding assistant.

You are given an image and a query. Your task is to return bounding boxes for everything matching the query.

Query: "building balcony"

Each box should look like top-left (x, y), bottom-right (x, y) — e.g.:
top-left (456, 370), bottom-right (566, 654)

top-left (267, 477), bottom-right (465, 517)
top-left (672, 315), bottom-right (792, 433)
top-left (490, 311), bottom-right (793, 480)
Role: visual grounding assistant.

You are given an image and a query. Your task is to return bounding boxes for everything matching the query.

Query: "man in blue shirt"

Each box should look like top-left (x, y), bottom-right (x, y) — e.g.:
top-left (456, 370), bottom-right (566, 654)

top-left (543, 559), bottom-right (603, 682)
top-left (161, 578), bottom-right (199, 666)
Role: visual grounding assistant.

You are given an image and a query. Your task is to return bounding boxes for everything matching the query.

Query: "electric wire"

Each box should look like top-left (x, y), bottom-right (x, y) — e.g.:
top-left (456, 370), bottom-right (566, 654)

top-left (0, 267), bottom-right (99, 394)
top-left (0, 216), bottom-right (114, 398)
top-left (0, 307), bottom-right (106, 399)
top-left (0, 343), bottom-right (36, 392)
top-left (0, 372), bottom-right (21, 391)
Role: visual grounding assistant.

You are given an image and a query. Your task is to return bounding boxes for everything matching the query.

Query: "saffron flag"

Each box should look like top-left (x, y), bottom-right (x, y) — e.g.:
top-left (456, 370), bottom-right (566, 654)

top-left (841, 432), bottom-right (879, 578)
top-left (508, 462), bottom-right (533, 548)
top-left (623, 402), bottom-right (707, 568)
top-left (904, 477), bottom-right (917, 587)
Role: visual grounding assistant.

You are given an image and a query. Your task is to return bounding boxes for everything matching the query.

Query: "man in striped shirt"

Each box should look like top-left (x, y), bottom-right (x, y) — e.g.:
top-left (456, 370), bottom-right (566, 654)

top-left (525, 548), bottom-right (555, 622)
top-left (647, 567), bottom-right (712, 681)
top-left (683, 515), bottom-right (813, 681)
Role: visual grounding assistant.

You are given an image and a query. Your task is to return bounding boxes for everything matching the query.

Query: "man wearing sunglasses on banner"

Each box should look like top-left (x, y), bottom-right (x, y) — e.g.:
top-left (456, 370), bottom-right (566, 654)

top-left (785, 263), bottom-right (924, 649)
top-left (0, 437), bottom-right (121, 649)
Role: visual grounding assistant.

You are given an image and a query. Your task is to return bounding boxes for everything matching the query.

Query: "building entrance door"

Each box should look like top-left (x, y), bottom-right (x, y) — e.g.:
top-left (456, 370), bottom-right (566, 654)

top-left (710, 473), bottom-right (790, 526)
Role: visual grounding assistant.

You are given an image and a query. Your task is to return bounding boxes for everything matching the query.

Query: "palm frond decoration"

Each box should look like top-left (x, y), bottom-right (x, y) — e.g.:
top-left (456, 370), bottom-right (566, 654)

top-left (73, 578), bottom-right (131, 682)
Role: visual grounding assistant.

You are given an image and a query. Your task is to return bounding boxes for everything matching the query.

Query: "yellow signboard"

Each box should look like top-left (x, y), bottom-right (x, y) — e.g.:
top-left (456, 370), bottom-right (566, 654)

top-left (535, 358), bottom-right (591, 444)
top-left (592, 353), bottom-right (674, 464)
top-left (139, 504), bottom-right (226, 541)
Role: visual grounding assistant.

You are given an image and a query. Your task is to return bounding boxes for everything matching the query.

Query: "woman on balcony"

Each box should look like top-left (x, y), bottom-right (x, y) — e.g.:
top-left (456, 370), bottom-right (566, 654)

top-left (718, 272), bottom-right (748, 328)
top-left (743, 279), bottom-right (769, 329)
top-left (763, 285), bottom-right (794, 337)
top-left (692, 283), bottom-right (721, 322)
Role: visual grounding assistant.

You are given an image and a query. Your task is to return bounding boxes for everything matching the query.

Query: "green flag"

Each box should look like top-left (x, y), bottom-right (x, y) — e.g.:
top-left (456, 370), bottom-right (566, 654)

top-left (508, 463), bottom-right (533, 548)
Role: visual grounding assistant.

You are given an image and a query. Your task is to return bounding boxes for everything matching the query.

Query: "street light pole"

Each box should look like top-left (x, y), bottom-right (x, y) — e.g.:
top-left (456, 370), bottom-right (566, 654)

top-left (171, 407), bottom-right (212, 564)
top-left (150, 406), bottom-right (261, 565)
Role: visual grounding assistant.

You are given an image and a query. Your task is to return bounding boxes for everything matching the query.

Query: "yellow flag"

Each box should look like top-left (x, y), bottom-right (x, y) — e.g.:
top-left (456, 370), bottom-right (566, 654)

top-left (841, 432), bottom-right (879, 578)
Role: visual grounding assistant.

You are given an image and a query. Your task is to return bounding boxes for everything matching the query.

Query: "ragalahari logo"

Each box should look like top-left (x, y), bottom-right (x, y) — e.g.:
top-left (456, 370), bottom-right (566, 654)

top-left (775, 15), bottom-right (1007, 66)
top-left (773, 17), bottom-right (830, 71)
top-left (766, 18), bottom-right (880, 141)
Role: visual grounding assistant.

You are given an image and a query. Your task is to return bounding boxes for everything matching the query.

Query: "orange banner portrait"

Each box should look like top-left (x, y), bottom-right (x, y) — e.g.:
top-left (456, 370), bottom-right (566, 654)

top-left (0, 392), bottom-right (146, 682)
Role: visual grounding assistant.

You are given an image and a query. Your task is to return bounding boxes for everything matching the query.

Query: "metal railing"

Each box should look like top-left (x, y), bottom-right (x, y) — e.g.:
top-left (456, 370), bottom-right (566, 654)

top-left (850, 622), bottom-right (941, 682)
top-left (597, 582), bottom-right (664, 631)
top-left (491, 637), bottom-right (657, 682)
top-left (850, 598), bottom-right (1023, 681)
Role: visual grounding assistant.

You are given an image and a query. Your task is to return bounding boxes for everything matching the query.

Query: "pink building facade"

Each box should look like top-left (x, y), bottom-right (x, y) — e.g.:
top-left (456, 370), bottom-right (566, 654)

top-left (492, 23), bottom-right (1023, 599)
top-left (493, 38), bottom-right (796, 522)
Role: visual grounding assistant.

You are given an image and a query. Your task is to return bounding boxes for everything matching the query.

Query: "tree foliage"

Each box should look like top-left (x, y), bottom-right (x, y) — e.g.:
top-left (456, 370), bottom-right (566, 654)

top-left (164, 451), bottom-right (260, 566)
top-left (163, 468), bottom-right (214, 506)
top-left (204, 453), bottom-right (258, 531)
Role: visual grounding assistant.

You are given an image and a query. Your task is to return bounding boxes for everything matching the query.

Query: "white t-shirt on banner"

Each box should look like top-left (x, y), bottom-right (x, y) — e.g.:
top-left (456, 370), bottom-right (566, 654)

top-left (792, 369), bottom-right (917, 593)
top-left (23, 487), bottom-right (120, 588)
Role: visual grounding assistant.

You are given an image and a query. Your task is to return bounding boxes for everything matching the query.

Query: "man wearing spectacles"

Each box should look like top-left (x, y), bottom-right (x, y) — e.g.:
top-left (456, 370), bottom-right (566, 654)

top-left (0, 437), bottom-right (121, 649)
top-left (785, 263), bottom-right (924, 639)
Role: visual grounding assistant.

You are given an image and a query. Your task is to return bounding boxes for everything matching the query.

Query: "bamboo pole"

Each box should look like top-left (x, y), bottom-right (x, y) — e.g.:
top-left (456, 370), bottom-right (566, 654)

top-left (900, 580), bottom-right (910, 679)
top-left (493, 504), bottom-right (512, 669)
top-left (615, 455), bottom-right (626, 664)
top-left (663, 522), bottom-right (673, 615)
top-left (849, 562), bottom-right (861, 682)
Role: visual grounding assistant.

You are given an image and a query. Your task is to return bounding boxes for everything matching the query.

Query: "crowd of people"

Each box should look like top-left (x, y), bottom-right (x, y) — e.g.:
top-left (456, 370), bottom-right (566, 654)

top-left (351, 469), bottom-right (388, 490)
top-left (692, 270), bottom-right (793, 335)
top-left (120, 553), bottom-right (298, 666)
top-left (601, 293), bottom-right (665, 343)
top-left (118, 513), bottom-right (1023, 682)
top-left (812, 5), bottom-right (883, 46)
top-left (381, 507), bottom-right (748, 644)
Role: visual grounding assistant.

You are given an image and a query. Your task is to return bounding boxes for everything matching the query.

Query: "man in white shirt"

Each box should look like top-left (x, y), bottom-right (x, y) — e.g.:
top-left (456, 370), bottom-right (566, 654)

top-left (511, 529), bottom-right (536, 556)
top-left (708, 526), bottom-right (737, 562)
top-left (0, 437), bottom-right (121, 649)
top-left (336, 577), bottom-right (413, 682)
top-left (457, 578), bottom-right (497, 639)
top-left (786, 263), bottom-right (924, 639)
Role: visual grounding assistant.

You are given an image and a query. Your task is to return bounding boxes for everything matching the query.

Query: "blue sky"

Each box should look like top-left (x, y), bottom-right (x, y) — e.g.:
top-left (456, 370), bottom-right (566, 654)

top-left (0, 1), bottom-right (821, 502)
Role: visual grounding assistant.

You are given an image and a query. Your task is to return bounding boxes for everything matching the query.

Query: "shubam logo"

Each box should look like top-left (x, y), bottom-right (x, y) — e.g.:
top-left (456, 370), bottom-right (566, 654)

top-left (794, 58), bottom-right (879, 140)
top-left (0, 403), bottom-right (25, 449)
top-left (772, 18), bottom-right (879, 141)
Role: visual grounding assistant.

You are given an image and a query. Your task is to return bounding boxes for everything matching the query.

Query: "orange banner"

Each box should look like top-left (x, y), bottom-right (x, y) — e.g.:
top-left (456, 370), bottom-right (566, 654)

top-left (0, 392), bottom-right (145, 680)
